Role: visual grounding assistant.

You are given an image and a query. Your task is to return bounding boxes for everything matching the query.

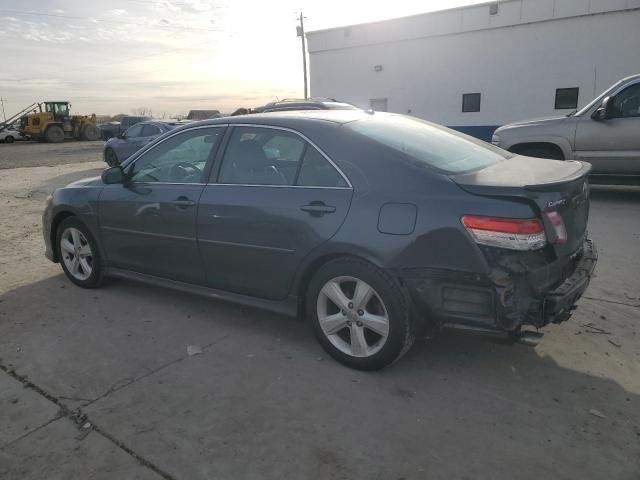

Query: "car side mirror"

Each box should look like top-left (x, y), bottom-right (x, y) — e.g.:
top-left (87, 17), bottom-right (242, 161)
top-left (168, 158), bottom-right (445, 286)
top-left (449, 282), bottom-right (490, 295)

top-left (592, 96), bottom-right (612, 121)
top-left (102, 166), bottom-right (125, 184)
top-left (118, 132), bottom-right (126, 139)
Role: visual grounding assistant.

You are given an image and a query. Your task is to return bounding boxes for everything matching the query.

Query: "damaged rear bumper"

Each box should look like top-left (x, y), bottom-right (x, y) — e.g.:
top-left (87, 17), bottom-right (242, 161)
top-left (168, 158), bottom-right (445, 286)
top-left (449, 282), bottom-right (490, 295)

top-left (401, 238), bottom-right (597, 333)
top-left (541, 239), bottom-right (597, 324)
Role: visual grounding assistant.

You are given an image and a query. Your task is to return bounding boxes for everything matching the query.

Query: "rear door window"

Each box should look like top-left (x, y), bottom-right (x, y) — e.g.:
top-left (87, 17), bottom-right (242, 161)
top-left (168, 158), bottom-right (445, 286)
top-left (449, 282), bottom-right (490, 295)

top-left (217, 127), bottom-right (305, 185)
top-left (141, 124), bottom-right (161, 137)
top-left (125, 124), bottom-right (143, 138)
top-left (296, 147), bottom-right (347, 187)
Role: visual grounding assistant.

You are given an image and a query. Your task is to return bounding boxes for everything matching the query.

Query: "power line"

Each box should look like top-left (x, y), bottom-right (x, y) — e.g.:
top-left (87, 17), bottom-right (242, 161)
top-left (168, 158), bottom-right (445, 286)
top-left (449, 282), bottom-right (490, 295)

top-left (0, 8), bottom-right (222, 33)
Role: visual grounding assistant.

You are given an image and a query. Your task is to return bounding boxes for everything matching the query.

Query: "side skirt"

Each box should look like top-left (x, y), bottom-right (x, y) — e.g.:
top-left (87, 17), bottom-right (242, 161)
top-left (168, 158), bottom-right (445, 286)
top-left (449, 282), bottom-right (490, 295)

top-left (105, 268), bottom-right (298, 318)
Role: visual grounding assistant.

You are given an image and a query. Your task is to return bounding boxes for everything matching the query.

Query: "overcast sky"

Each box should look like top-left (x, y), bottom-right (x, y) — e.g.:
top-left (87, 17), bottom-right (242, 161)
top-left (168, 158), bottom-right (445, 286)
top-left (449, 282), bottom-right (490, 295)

top-left (0, 0), bottom-right (484, 117)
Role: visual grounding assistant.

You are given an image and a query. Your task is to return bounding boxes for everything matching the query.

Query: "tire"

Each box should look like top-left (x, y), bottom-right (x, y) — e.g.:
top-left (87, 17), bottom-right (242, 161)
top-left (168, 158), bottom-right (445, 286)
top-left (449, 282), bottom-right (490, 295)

top-left (306, 258), bottom-right (415, 370)
top-left (81, 124), bottom-right (100, 141)
top-left (511, 144), bottom-right (563, 160)
top-left (4, 136), bottom-right (14, 143)
top-left (45, 125), bottom-right (65, 143)
top-left (104, 147), bottom-right (119, 166)
top-left (56, 217), bottom-right (104, 288)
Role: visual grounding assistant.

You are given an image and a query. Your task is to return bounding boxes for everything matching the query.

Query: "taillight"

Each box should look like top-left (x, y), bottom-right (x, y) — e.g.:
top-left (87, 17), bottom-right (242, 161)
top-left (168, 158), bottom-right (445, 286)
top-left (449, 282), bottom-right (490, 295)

top-left (461, 215), bottom-right (546, 251)
top-left (544, 211), bottom-right (567, 245)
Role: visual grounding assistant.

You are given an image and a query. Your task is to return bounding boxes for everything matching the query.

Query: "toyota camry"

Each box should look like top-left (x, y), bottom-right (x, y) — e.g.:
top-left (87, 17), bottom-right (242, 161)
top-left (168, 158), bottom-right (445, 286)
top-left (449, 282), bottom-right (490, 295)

top-left (43, 110), bottom-right (597, 370)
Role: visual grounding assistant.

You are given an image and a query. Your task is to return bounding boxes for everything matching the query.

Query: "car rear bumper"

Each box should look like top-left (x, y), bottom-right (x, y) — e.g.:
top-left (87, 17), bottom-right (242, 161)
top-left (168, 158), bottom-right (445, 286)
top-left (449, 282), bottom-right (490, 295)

top-left (400, 238), bottom-right (597, 333)
top-left (541, 238), bottom-right (597, 324)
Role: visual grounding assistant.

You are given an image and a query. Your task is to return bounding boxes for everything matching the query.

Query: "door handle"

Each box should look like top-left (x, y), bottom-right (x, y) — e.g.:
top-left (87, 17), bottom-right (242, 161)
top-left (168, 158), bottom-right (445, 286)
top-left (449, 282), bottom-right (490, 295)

top-left (301, 202), bottom-right (336, 216)
top-left (171, 197), bottom-right (195, 208)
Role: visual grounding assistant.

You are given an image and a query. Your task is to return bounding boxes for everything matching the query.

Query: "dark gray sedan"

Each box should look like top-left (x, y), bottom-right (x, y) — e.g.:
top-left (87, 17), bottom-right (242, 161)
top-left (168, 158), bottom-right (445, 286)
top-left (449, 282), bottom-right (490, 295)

top-left (103, 121), bottom-right (177, 166)
top-left (43, 111), bottom-right (597, 370)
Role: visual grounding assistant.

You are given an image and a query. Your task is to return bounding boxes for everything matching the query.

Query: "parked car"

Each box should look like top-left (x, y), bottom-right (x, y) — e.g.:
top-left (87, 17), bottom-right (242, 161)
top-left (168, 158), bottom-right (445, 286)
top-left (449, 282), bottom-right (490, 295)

top-left (493, 74), bottom-right (640, 184)
top-left (0, 128), bottom-right (22, 143)
top-left (43, 111), bottom-right (596, 370)
top-left (103, 121), bottom-right (177, 166)
top-left (252, 98), bottom-right (359, 113)
top-left (98, 115), bottom-right (151, 141)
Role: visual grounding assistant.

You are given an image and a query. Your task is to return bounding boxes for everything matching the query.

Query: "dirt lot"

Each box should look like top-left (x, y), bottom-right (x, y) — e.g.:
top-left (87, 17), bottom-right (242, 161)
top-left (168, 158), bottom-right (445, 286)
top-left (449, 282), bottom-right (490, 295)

top-left (0, 140), bottom-right (103, 169)
top-left (0, 142), bottom-right (638, 480)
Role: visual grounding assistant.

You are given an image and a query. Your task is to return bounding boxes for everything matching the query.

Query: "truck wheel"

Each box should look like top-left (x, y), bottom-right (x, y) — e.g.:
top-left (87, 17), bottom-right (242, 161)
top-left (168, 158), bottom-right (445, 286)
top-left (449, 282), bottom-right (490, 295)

top-left (81, 124), bottom-right (101, 141)
top-left (45, 125), bottom-right (65, 143)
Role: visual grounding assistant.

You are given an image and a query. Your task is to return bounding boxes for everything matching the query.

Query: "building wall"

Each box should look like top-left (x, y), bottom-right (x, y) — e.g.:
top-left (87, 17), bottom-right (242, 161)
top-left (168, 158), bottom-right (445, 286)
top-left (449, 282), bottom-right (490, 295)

top-left (307, 0), bottom-right (640, 140)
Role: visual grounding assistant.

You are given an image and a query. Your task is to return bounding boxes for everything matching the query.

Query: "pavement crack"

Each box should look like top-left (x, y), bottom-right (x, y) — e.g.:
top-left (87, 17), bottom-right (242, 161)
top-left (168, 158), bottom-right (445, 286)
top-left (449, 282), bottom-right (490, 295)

top-left (0, 362), bottom-right (177, 480)
top-left (85, 335), bottom-right (229, 407)
top-left (0, 415), bottom-right (65, 451)
top-left (583, 295), bottom-right (640, 308)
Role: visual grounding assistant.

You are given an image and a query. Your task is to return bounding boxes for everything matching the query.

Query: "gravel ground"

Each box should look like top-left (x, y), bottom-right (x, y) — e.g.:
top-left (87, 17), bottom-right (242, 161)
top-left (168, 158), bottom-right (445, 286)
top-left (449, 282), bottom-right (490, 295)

top-left (0, 144), bottom-right (638, 479)
top-left (0, 140), bottom-right (103, 169)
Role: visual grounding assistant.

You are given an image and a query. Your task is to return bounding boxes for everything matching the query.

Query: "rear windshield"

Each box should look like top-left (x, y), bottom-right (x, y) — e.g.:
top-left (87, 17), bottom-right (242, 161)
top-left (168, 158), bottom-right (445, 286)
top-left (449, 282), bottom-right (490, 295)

top-left (347, 113), bottom-right (511, 174)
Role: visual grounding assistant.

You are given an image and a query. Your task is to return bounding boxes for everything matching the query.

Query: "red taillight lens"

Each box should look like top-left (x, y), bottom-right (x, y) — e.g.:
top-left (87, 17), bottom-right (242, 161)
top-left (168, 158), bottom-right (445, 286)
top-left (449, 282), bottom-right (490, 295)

top-left (544, 211), bottom-right (567, 245)
top-left (462, 216), bottom-right (544, 234)
top-left (461, 215), bottom-right (546, 251)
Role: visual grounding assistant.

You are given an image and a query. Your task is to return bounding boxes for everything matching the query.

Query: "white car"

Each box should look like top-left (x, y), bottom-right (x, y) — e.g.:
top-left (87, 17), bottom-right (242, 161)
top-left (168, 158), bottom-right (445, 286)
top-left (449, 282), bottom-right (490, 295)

top-left (0, 129), bottom-right (21, 143)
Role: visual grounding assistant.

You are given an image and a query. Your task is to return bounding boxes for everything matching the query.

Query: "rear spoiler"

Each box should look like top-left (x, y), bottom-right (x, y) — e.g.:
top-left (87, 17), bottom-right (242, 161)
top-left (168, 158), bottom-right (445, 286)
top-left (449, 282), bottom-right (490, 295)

top-left (524, 161), bottom-right (591, 191)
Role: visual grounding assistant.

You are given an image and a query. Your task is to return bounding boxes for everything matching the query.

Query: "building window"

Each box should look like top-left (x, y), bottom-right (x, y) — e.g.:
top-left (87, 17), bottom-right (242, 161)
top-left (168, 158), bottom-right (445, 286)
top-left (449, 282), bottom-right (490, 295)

top-left (462, 93), bottom-right (481, 113)
top-left (489, 3), bottom-right (499, 15)
top-left (370, 98), bottom-right (388, 112)
top-left (555, 87), bottom-right (579, 109)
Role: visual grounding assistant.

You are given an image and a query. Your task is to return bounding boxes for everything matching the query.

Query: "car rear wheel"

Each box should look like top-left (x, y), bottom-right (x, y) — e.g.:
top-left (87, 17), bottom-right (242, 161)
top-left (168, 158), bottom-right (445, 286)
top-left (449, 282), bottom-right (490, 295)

top-left (57, 217), bottom-right (104, 288)
top-left (104, 147), bottom-right (119, 166)
top-left (307, 258), bottom-right (414, 370)
top-left (4, 135), bottom-right (14, 143)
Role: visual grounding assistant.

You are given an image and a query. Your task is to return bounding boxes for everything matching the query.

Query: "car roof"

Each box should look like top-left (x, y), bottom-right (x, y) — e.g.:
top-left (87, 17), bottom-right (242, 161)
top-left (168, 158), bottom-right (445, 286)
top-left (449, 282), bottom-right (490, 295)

top-left (195, 109), bottom-right (372, 128)
top-left (252, 99), bottom-right (358, 113)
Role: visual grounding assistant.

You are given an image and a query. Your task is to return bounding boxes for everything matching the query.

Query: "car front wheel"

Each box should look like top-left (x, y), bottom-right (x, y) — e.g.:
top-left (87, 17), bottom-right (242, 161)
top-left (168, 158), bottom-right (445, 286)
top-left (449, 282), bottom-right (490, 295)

top-left (4, 136), bottom-right (14, 143)
top-left (307, 258), bottom-right (414, 370)
top-left (57, 217), bottom-right (104, 288)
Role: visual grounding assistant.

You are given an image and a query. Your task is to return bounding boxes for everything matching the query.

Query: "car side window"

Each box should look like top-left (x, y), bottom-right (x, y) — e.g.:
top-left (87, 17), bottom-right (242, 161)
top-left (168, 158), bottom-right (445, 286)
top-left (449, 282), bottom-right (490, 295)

top-left (217, 127), bottom-right (305, 185)
top-left (141, 124), bottom-right (161, 137)
top-left (296, 146), bottom-right (347, 188)
top-left (610, 83), bottom-right (640, 118)
top-left (125, 124), bottom-right (143, 138)
top-left (129, 127), bottom-right (223, 184)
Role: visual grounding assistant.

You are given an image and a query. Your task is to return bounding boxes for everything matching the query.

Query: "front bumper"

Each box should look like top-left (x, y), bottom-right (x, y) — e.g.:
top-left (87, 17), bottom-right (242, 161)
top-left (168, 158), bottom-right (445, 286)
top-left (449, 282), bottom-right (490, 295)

top-left (402, 238), bottom-right (597, 333)
top-left (43, 196), bottom-right (56, 262)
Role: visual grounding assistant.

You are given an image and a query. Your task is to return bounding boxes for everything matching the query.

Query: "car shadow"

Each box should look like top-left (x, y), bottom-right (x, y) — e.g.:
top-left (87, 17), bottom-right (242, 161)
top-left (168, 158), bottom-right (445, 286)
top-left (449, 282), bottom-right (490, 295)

top-left (1, 273), bottom-right (638, 477)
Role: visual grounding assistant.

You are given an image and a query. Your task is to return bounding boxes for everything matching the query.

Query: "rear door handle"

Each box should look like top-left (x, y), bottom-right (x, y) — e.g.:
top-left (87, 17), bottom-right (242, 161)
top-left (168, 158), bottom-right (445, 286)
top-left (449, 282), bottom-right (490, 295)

top-left (171, 197), bottom-right (196, 208)
top-left (301, 202), bottom-right (336, 216)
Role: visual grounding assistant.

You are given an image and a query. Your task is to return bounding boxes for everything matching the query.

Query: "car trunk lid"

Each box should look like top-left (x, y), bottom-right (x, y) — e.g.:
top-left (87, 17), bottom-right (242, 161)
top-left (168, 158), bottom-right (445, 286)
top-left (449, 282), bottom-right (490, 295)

top-left (451, 155), bottom-right (591, 257)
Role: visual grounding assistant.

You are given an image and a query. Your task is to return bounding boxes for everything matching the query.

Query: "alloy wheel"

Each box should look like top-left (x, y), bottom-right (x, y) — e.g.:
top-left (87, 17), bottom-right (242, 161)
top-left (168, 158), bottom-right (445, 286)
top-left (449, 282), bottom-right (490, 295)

top-left (316, 276), bottom-right (390, 358)
top-left (60, 227), bottom-right (93, 281)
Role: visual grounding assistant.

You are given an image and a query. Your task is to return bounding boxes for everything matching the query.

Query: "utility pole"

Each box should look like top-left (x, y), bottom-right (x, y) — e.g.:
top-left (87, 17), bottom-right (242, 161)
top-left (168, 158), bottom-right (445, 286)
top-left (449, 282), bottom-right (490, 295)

top-left (297, 12), bottom-right (308, 99)
top-left (0, 98), bottom-right (6, 123)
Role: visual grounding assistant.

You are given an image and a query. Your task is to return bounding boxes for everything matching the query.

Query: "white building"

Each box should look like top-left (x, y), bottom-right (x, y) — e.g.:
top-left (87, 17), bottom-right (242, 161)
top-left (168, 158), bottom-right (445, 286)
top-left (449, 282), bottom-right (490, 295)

top-left (307, 0), bottom-right (640, 140)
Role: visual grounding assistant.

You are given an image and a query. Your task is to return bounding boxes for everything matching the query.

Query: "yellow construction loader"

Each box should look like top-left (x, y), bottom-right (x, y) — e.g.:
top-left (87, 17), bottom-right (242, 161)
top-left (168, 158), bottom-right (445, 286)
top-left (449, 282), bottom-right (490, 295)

top-left (18, 101), bottom-right (100, 143)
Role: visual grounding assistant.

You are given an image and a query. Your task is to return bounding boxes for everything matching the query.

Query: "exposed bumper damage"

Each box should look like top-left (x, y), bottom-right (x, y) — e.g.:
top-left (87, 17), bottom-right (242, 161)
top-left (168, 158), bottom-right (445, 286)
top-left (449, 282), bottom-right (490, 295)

top-left (401, 238), bottom-right (597, 334)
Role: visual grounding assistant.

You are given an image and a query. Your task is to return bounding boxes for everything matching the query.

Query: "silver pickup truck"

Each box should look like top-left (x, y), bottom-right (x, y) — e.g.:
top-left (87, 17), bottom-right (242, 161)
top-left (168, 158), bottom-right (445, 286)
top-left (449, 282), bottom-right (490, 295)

top-left (492, 74), bottom-right (640, 184)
